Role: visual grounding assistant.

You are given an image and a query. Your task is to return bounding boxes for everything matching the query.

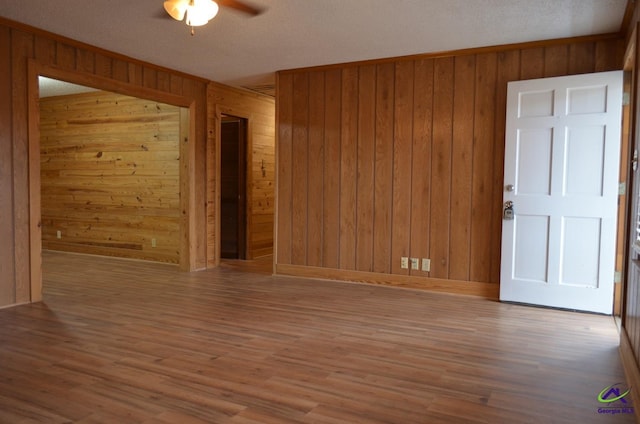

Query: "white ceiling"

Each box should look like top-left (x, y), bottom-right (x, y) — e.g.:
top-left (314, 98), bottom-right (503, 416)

top-left (38, 76), bottom-right (99, 98)
top-left (0, 0), bottom-right (628, 92)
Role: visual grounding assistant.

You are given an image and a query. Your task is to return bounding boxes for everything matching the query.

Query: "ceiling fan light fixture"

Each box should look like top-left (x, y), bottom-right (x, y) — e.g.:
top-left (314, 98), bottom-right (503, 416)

top-left (185, 0), bottom-right (219, 27)
top-left (163, 0), bottom-right (187, 21)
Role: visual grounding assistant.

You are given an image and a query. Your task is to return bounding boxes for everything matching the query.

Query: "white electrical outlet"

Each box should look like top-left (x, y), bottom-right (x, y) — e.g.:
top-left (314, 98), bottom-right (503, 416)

top-left (151, 238), bottom-right (157, 248)
top-left (422, 258), bottom-right (431, 272)
top-left (401, 257), bottom-right (409, 269)
top-left (410, 258), bottom-right (419, 270)
top-left (56, 230), bottom-right (61, 239)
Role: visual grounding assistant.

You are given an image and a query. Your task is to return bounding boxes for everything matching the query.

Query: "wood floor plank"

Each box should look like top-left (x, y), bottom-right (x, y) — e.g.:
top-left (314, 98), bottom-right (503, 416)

top-left (0, 251), bottom-right (634, 423)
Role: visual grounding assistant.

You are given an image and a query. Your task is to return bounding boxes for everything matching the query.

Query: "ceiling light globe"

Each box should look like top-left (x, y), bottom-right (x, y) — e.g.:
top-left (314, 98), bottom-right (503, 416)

top-left (185, 0), bottom-right (219, 26)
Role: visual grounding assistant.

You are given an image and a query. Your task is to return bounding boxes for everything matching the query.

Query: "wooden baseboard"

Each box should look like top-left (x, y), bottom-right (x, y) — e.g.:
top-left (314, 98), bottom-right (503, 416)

top-left (274, 264), bottom-right (499, 299)
top-left (619, 329), bottom-right (640, 422)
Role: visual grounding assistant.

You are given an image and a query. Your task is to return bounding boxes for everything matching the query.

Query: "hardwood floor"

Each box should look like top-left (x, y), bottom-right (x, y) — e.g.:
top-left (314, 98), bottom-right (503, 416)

top-left (0, 251), bottom-right (634, 423)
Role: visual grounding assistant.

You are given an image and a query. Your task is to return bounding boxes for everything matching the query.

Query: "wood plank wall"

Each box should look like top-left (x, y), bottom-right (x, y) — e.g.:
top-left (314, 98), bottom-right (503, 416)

top-left (207, 82), bottom-right (275, 264)
top-left (40, 91), bottom-right (182, 263)
top-left (276, 35), bottom-right (623, 296)
top-left (0, 18), bottom-right (209, 308)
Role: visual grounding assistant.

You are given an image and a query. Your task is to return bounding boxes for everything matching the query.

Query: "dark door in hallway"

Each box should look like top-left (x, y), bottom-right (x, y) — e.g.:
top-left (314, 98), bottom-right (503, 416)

top-left (220, 115), bottom-right (247, 259)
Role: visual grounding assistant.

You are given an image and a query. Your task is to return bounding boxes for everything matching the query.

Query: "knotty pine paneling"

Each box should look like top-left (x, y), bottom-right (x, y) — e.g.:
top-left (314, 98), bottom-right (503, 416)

top-left (39, 91), bottom-right (181, 263)
top-left (276, 35), bottom-right (623, 294)
top-left (0, 18), bottom-right (210, 308)
top-left (207, 82), bottom-right (275, 264)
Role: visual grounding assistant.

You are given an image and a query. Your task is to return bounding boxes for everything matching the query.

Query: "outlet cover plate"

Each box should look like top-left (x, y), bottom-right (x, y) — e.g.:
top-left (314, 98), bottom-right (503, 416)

top-left (422, 258), bottom-right (431, 272)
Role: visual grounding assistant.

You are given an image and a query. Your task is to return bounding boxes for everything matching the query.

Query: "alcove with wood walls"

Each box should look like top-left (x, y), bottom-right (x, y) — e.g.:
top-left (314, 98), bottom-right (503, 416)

top-left (207, 82), bottom-right (276, 265)
top-left (39, 89), bottom-right (186, 264)
top-left (0, 18), bottom-right (207, 307)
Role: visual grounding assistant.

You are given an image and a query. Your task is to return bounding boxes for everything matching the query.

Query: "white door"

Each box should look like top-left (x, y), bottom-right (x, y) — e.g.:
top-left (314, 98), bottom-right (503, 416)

top-left (500, 71), bottom-right (623, 314)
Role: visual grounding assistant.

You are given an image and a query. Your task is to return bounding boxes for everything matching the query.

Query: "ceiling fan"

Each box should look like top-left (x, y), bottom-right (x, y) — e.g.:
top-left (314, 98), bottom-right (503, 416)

top-left (163, 0), bottom-right (263, 35)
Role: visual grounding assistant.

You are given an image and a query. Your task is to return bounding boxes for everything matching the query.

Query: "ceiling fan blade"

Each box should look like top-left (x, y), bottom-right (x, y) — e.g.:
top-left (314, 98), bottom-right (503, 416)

top-left (216, 0), bottom-right (263, 16)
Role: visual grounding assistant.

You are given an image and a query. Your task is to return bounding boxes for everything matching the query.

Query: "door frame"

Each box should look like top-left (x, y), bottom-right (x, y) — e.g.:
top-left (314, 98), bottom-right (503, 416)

top-left (220, 114), bottom-right (249, 259)
top-left (622, 26), bottom-right (638, 327)
top-left (214, 105), bottom-right (254, 262)
top-left (27, 59), bottom-right (199, 301)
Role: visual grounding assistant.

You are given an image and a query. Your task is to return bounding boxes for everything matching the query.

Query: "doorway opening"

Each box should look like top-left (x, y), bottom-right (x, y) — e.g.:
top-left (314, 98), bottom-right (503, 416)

top-left (38, 76), bottom-right (185, 265)
top-left (220, 115), bottom-right (248, 259)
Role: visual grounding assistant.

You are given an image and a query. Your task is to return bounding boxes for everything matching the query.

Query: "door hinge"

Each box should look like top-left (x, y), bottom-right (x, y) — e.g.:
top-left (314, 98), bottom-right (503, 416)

top-left (623, 92), bottom-right (630, 106)
top-left (615, 271), bottom-right (622, 283)
top-left (619, 182), bottom-right (626, 196)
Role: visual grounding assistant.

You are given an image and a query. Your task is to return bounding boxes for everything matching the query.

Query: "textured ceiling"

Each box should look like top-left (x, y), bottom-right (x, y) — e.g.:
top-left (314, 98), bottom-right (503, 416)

top-left (0, 0), bottom-right (629, 93)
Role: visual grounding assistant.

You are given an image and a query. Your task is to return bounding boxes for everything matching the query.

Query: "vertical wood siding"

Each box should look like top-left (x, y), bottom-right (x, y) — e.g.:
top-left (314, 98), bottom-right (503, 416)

top-left (0, 19), bottom-right (208, 307)
top-left (276, 36), bottom-right (622, 291)
top-left (39, 91), bottom-right (182, 263)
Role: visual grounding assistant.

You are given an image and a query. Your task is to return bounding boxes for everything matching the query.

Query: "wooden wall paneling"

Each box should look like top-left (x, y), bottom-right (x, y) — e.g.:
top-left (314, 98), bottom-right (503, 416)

top-left (94, 53), bottom-right (113, 78)
top-left (205, 98), bottom-right (217, 267)
top-left (27, 61), bottom-right (42, 302)
top-left (39, 91), bottom-right (182, 264)
top-left (339, 67), bottom-right (358, 270)
top-left (307, 71), bottom-right (325, 267)
top-left (543, 44), bottom-right (569, 77)
top-left (520, 47), bottom-right (545, 80)
top-left (372, 63), bottom-right (395, 274)
top-left (55, 42), bottom-right (75, 69)
top-left (568, 42), bottom-right (596, 74)
top-left (157, 71), bottom-right (171, 93)
top-left (182, 79), bottom-right (207, 270)
top-left (276, 34), bottom-right (624, 296)
top-left (596, 39), bottom-right (623, 72)
top-left (276, 73), bottom-right (293, 265)
top-left (0, 20), bottom-right (216, 307)
top-left (143, 68), bottom-right (158, 90)
top-left (429, 57), bottom-right (454, 279)
top-left (179, 106), bottom-right (192, 269)
top-left (291, 73), bottom-right (309, 265)
top-left (490, 50), bottom-right (521, 283)
top-left (409, 58), bottom-right (433, 277)
top-left (356, 65), bottom-right (376, 272)
top-left (448, 55), bottom-right (475, 281)
top-left (12, 30), bottom-right (34, 304)
top-left (112, 58), bottom-right (129, 83)
top-left (128, 63), bottom-right (144, 86)
top-left (170, 75), bottom-right (184, 97)
top-left (322, 70), bottom-right (342, 269)
top-left (206, 83), bottom-right (276, 261)
top-left (0, 26), bottom-right (15, 306)
top-left (34, 36), bottom-right (56, 65)
top-left (469, 53), bottom-right (498, 283)
top-left (76, 49), bottom-right (95, 74)
top-left (391, 61), bottom-right (414, 275)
